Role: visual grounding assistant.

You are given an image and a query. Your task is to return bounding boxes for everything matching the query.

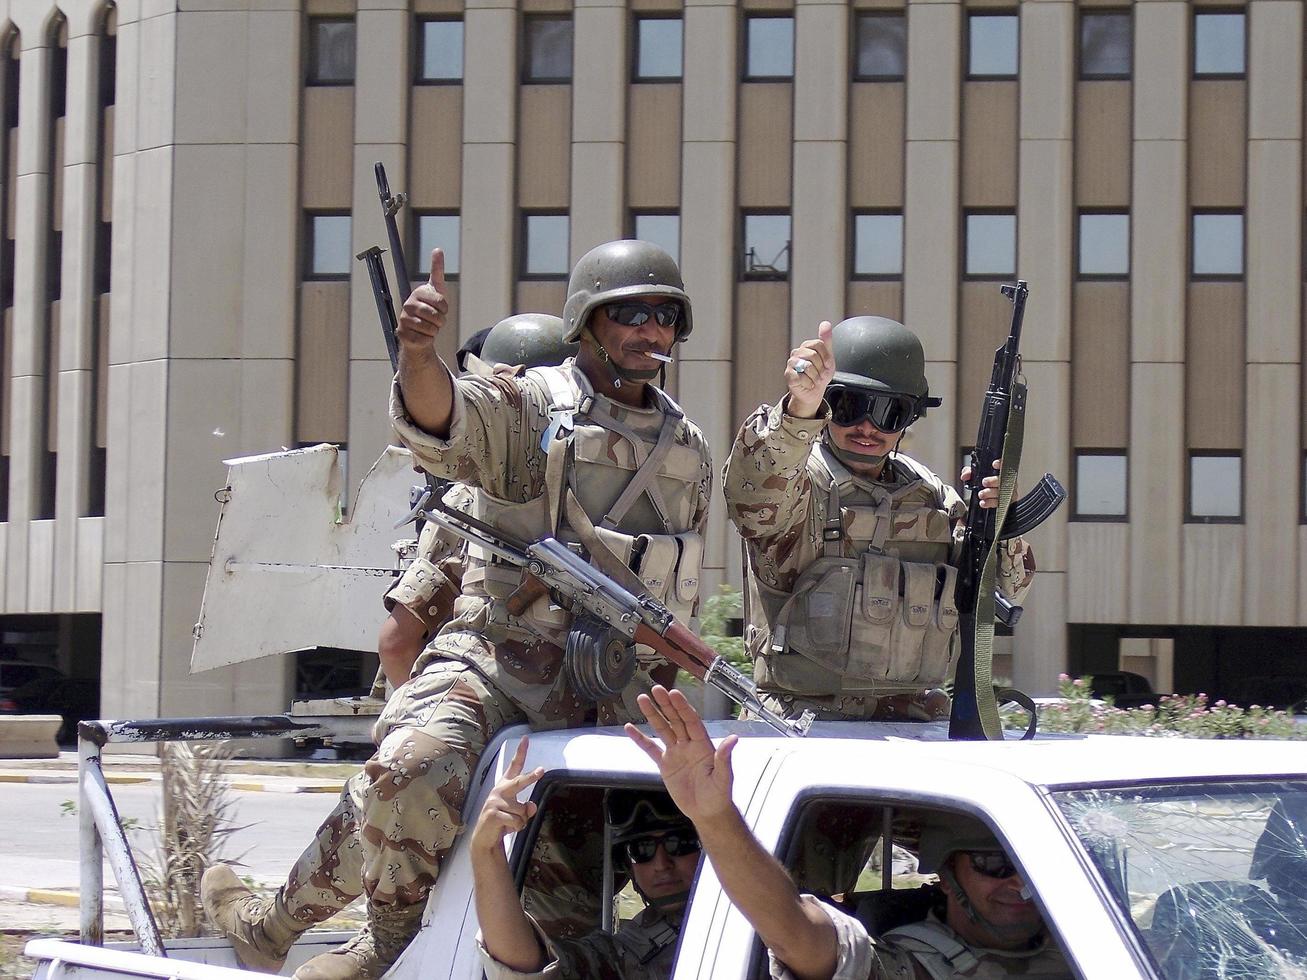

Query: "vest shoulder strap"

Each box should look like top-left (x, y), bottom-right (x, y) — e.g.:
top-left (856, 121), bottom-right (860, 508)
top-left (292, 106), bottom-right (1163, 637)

top-left (524, 363), bottom-right (582, 415)
top-left (884, 922), bottom-right (980, 979)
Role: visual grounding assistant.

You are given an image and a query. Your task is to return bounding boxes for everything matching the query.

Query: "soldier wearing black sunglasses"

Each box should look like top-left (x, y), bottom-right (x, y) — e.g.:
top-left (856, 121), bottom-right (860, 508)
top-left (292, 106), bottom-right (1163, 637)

top-left (472, 738), bottom-right (699, 980)
top-left (626, 686), bottom-right (1071, 980)
top-left (723, 316), bottom-right (1037, 724)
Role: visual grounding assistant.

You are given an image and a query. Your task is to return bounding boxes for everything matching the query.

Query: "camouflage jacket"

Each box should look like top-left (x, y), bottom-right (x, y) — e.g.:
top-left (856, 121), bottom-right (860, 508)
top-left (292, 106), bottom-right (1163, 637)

top-left (479, 906), bottom-right (682, 980)
top-left (390, 362), bottom-right (712, 726)
top-left (769, 900), bottom-right (1071, 980)
top-left (724, 399), bottom-right (1034, 601)
top-left (383, 482), bottom-right (475, 635)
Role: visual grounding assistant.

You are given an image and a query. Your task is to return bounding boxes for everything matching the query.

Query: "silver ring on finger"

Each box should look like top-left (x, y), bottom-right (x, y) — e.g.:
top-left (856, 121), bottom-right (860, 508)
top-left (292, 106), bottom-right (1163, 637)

top-left (794, 357), bottom-right (811, 375)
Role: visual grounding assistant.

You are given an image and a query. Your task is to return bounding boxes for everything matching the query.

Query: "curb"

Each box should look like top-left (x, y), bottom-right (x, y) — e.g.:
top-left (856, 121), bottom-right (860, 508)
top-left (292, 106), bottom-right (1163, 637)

top-left (0, 772), bottom-right (345, 794)
top-left (0, 884), bottom-right (127, 914)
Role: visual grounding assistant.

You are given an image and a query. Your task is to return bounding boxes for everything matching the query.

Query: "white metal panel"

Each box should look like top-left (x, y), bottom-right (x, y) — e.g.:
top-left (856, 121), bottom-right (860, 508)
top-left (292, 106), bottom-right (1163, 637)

top-left (190, 444), bottom-right (418, 671)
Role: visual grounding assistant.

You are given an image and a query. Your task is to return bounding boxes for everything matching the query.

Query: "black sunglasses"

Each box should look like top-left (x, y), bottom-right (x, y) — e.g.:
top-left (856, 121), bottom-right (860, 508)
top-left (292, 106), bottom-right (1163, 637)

top-left (826, 384), bottom-right (922, 433)
top-left (623, 831), bottom-right (702, 865)
top-left (604, 301), bottom-right (683, 328)
top-left (965, 851), bottom-right (1019, 880)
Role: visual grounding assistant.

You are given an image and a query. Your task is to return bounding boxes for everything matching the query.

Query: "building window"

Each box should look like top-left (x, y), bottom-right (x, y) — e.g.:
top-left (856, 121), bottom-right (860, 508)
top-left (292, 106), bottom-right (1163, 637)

top-left (964, 212), bottom-right (1016, 278)
top-left (853, 212), bottom-right (903, 278)
top-left (742, 213), bottom-right (791, 280)
top-left (1079, 11), bottom-right (1131, 79)
top-left (1074, 452), bottom-right (1127, 519)
top-left (415, 213), bottom-right (460, 279)
top-left (1194, 12), bottom-right (1245, 77)
top-left (744, 16), bottom-right (794, 81)
top-left (417, 19), bottom-right (463, 82)
top-left (1191, 212), bottom-right (1244, 278)
top-left (634, 17), bottom-right (682, 81)
top-left (1078, 212), bottom-right (1130, 278)
top-left (522, 213), bottom-right (569, 278)
top-left (306, 213), bottom-right (351, 279)
top-left (307, 18), bottom-right (355, 85)
top-left (523, 16), bottom-right (573, 83)
top-left (1188, 452), bottom-right (1242, 522)
top-left (854, 14), bottom-right (906, 81)
top-left (967, 14), bottom-right (1018, 80)
top-left (633, 212), bottom-right (680, 265)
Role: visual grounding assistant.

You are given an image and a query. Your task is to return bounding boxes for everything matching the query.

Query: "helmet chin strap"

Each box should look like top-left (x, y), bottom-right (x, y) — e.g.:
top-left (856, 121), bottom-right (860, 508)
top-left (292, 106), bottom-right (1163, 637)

top-left (584, 328), bottom-right (671, 388)
top-left (939, 864), bottom-right (1041, 945)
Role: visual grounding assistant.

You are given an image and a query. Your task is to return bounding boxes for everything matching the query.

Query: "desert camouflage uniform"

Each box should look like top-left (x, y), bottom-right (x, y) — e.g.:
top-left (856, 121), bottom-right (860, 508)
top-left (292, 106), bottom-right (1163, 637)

top-left (384, 483), bottom-right (475, 638)
top-left (334, 359), bottom-right (711, 910)
top-left (479, 905), bottom-right (683, 980)
top-left (724, 399), bottom-right (1035, 721)
top-left (769, 900), bottom-right (1070, 980)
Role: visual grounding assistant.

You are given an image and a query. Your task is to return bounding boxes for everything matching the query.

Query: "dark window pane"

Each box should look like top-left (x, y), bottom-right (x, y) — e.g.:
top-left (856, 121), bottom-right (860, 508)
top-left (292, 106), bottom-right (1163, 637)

top-left (636, 18), bottom-right (682, 79)
top-left (855, 15), bottom-right (906, 80)
top-left (419, 20), bottom-right (463, 81)
top-left (743, 214), bottom-right (791, 278)
top-left (968, 14), bottom-right (1018, 78)
top-left (524, 214), bottom-right (569, 276)
top-left (1080, 12), bottom-right (1131, 78)
top-left (310, 19), bottom-right (356, 84)
top-left (1194, 12), bottom-right (1244, 76)
top-left (525, 17), bottom-right (573, 81)
top-left (746, 17), bottom-right (793, 79)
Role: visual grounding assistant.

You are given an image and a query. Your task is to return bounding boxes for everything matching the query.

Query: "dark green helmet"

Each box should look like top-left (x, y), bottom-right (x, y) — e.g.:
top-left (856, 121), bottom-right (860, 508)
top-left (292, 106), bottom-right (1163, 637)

top-left (479, 313), bottom-right (577, 369)
top-left (831, 316), bottom-right (934, 402)
top-left (563, 240), bottom-right (692, 344)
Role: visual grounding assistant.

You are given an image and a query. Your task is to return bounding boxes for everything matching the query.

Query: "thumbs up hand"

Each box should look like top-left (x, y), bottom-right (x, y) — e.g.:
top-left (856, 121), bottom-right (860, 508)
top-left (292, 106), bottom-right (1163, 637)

top-left (785, 320), bottom-right (836, 419)
top-left (397, 248), bottom-right (450, 354)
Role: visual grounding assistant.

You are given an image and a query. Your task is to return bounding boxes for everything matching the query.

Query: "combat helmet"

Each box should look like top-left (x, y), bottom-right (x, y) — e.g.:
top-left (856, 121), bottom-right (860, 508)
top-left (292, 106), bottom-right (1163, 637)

top-left (605, 788), bottom-right (697, 912)
top-left (915, 812), bottom-right (1001, 875)
top-left (479, 313), bottom-right (577, 369)
top-left (563, 240), bottom-right (693, 344)
top-left (830, 316), bottom-right (937, 411)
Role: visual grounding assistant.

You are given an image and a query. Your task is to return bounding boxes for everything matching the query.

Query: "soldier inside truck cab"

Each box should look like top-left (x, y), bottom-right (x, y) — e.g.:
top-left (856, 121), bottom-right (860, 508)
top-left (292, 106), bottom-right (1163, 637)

top-left (626, 686), bottom-right (1073, 980)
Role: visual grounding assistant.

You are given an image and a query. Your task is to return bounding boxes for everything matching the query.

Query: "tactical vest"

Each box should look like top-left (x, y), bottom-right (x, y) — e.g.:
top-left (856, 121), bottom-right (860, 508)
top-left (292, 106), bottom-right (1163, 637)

top-left (457, 363), bottom-right (704, 654)
top-left (752, 444), bottom-right (959, 698)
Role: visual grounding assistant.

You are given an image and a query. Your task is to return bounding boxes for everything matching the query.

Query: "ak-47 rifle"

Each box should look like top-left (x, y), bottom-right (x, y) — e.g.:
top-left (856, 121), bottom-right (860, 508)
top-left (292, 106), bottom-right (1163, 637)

top-left (949, 281), bottom-right (1067, 741)
top-left (403, 487), bottom-right (815, 739)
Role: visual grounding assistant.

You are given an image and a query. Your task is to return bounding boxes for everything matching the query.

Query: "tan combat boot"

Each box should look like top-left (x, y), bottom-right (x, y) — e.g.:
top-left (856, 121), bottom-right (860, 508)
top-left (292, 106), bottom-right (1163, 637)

top-left (202, 864), bottom-right (312, 973)
top-left (292, 901), bottom-right (423, 980)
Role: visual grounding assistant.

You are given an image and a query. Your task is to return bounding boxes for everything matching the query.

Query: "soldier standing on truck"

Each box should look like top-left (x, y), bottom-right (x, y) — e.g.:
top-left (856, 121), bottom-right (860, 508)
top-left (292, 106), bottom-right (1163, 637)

top-left (626, 686), bottom-right (1072, 980)
top-left (200, 314), bottom-right (583, 970)
top-left (471, 738), bottom-right (699, 979)
top-left (203, 240), bottom-right (714, 980)
top-left (723, 317), bottom-right (1036, 723)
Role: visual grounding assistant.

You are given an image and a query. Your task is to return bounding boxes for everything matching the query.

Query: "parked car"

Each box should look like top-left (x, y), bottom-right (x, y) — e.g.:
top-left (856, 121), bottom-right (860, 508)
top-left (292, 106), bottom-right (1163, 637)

top-left (0, 660), bottom-right (63, 707)
top-left (0, 674), bottom-right (100, 743)
top-left (23, 719), bottom-right (1307, 980)
top-left (1090, 670), bottom-right (1159, 709)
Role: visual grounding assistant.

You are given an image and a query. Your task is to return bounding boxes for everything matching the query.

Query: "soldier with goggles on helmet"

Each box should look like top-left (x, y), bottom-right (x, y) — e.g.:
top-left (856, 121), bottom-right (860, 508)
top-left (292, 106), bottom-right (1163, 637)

top-left (723, 317), bottom-right (1036, 723)
top-left (472, 737), bottom-right (700, 979)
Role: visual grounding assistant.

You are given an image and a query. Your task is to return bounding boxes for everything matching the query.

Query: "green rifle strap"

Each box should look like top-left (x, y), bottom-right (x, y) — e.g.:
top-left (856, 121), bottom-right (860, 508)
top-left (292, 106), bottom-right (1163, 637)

top-left (970, 381), bottom-right (1027, 740)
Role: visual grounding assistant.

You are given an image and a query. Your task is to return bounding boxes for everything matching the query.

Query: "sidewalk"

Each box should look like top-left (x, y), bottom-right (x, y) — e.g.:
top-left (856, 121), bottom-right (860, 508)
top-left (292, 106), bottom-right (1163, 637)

top-left (0, 751), bottom-right (354, 795)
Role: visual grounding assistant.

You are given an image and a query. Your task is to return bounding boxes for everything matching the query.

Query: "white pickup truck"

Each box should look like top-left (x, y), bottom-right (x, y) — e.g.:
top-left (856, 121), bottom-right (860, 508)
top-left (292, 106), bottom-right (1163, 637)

top-left (24, 718), bottom-right (1307, 980)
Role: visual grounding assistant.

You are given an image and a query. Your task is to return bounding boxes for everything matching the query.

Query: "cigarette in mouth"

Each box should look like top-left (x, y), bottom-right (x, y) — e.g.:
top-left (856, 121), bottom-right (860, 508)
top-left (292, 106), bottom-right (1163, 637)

top-left (647, 352), bottom-right (673, 363)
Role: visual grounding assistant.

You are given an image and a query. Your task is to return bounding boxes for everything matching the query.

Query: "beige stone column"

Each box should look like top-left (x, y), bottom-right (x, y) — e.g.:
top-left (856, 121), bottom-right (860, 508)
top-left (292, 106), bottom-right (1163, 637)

top-left (350, 4), bottom-right (408, 499)
top-left (679, 0), bottom-right (736, 595)
top-left (53, 3), bottom-right (100, 612)
top-left (1244, 0), bottom-right (1301, 625)
top-left (788, 0), bottom-right (846, 344)
top-left (1129, 1), bottom-right (1187, 625)
top-left (902, 0), bottom-right (960, 485)
top-left (6, 15), bottom-right (53, 611)
top-left (1012, 0), bottom-right (1072, 692)
top-left (570, 0), bottom-right (625, 260)
top-left (460, 0), bottom-right (517, 344)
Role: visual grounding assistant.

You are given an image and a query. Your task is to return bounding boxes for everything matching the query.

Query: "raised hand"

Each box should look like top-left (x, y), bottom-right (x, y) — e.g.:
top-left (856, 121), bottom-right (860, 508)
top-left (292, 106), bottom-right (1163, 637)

top-left (624, 686), bottom-right (737, 825)
top-left (961, 457), bottom-right (1007, 510)
top-left (470, 737), bottom-right (544, 855)
top-left (785, 320), bottom-right (836, 419)
top-left (397, 248), bottom-right (449, 355)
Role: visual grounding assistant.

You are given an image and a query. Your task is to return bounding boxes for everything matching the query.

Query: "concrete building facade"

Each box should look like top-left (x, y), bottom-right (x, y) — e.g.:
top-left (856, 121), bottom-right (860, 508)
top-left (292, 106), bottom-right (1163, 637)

top-left (0, 0), bottom-right (1302, 721)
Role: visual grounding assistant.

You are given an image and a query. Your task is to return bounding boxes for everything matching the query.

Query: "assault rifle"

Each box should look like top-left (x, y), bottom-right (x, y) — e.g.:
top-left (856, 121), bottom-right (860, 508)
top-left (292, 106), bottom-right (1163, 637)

top-left (949, 281), bottom-right (1067, 741)
top-left (404, 487), bottom-right (815, 738)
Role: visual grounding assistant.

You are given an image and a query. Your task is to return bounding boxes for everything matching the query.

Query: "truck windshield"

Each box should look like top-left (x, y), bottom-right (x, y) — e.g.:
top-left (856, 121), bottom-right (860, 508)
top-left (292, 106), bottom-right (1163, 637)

top-left (1053, 780), bottom-right (1307, 979)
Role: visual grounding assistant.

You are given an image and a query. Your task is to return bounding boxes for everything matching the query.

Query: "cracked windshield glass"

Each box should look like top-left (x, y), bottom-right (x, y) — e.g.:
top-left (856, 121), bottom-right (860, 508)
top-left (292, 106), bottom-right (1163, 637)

top-left (1055, 781), bottom-right (1307, 979)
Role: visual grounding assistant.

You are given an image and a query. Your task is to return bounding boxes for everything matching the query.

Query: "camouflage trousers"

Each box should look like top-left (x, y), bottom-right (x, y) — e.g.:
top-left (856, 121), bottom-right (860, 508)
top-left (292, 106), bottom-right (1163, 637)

top-left (281, 660), bottom-right (525, 919)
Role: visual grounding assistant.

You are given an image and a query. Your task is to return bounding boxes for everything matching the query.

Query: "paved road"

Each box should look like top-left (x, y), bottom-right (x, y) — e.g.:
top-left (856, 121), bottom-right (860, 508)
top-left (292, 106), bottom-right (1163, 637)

top-left (0, 780), bottom-right (344, 895)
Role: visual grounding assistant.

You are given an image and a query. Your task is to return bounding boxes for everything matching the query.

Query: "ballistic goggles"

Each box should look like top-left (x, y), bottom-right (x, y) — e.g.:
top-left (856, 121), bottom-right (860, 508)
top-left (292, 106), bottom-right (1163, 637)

top-left (826, 384), bottom-right (928, 433)
top-left (603, 301), bottom-right (684, 329)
